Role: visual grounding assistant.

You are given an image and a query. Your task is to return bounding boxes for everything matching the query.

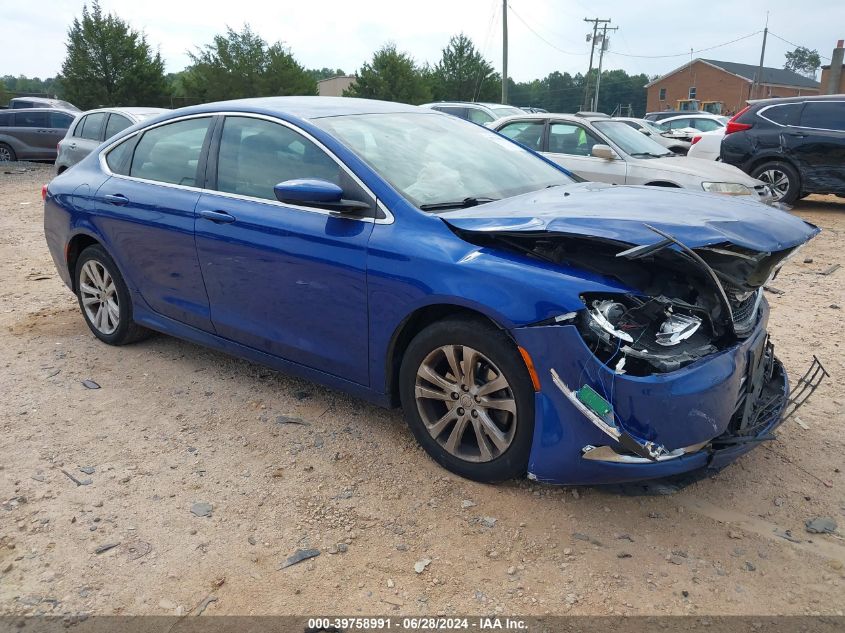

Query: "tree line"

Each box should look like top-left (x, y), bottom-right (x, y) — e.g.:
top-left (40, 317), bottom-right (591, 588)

top-left (12, 0), bottom-right (786, 117)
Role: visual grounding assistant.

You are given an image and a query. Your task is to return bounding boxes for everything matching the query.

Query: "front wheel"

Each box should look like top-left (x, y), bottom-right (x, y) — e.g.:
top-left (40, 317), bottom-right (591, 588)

top-left (399, 318), bottom-right (535, 482)
top-left (75, 245), bottom-right (149, 345)
top-left (0, 143), bottom-right (16, 162)
top-left (751, 160), bottom-right (801, 204)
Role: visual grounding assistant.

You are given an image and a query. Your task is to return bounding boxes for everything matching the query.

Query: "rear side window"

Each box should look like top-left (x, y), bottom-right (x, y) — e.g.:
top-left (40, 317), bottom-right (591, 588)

top-left (79, 112), bottom-right (107, 140)
top-left (497, 120), bottom-right (545, 151)
top-left (760, 103), bottom-right (802, 126)
top-left (665, 118), bottom-right (691, 129)
top-left (14, 111), bottom-right (48, 127)
top-left (434, 106), bottom-right (468, 119)
top-left (130, 117), bottom-right (212, 186)
top-left (215, 116), bottom-right (345, 202)
top-left (105, 114), bottom-right (132, 139)
top-left (51, 112), bottom-right (74, 129)
top-left (467, 108), bottom-right (494, 124)
top-left (0, 112), bottom-right (10, 126)
top-left (692, 119), bottom-right (722, 132)
top-left (799, 102), bottom-right (845, 131)
top-left (105, 137), bottom-right (136, 175)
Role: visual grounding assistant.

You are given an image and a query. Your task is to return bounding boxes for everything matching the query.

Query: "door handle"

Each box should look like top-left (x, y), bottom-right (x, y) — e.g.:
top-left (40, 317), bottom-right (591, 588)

top-left (69, 142), bottom-right (77, 149)
top-left (198, 209), bottom-right (236, 224)
top-left (786, 132), bottom-right (807, 138)
top-left (103, 194), bottom-right (129, 206)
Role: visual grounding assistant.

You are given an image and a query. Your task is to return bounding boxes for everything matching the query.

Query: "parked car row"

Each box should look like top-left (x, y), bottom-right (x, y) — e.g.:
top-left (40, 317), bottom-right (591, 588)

top-left (43, 95), bottom-right (820, 485)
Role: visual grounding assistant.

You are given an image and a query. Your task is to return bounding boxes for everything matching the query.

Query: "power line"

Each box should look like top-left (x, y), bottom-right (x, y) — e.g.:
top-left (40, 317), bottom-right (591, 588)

top-left (607, 30), bottom-right (762, 59)
top-left (506, 4), bottom-right (588, 56)
top-left (767, 31), bottom-right (831, 61)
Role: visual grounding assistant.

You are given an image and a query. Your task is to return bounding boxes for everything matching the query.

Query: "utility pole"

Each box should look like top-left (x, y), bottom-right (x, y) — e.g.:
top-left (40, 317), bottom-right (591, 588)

top-left (752, 23), bottom-right (769, 100)
top-left (593, 23), bottom-right (618, 111)
top-left (582, 18), bottom-right (611, 111)
top-left (502, 0), bottom-right (508, 104)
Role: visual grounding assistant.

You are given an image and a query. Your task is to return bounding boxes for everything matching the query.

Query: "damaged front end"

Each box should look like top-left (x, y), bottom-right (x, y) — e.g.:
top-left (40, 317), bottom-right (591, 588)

top-left (440, 185), bottom-right (824, 482)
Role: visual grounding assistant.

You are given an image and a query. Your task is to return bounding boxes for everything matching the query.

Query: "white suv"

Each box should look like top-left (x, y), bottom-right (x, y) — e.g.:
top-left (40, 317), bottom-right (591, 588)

top-left (420, 102), bottom-right (525, 126)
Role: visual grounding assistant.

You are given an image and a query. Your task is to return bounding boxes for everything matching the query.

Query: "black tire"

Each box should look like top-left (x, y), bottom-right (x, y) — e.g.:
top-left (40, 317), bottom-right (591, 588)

top-left (399, 317), bottom-right (535, 482)
top-left (0, 143), bottom-right (16, 162)
top-left (75, 245), bottom-right (150, 345)
top-left (750, 160), bottom-right (801, 204)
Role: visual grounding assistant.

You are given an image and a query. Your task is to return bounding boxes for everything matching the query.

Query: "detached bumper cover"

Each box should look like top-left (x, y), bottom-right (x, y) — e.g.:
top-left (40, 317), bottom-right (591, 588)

top-left (513, 304), bottom-right (790, 485)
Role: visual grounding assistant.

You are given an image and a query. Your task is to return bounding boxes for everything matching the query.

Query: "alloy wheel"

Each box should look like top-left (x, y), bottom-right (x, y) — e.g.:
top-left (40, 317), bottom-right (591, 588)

top-left (414, 345), bottom-right (517, 463)
top-left (0, 146), bottom-right (12, 162)
top-left (79, 260), bottom-right (120, 335)
top-left (757, 169), bottom-right (790, 200)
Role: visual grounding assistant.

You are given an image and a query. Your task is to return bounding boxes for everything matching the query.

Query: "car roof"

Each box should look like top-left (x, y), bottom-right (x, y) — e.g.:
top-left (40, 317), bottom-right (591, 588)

top-left (747, 94), bottom-right (845, 107)
top-left (76, 107), bottom-right (170, 118)
top-left (174, 96), bottom-right (425, 120)
top-left (2, 107), bottom-right (77, 114)
top-left (493, 112), bottom-right (593, 124)
top-left (660, 113), bottom-right (723, 119)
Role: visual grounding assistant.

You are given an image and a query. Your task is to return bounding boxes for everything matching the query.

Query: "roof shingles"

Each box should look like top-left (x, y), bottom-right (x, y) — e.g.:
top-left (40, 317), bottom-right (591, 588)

top-left (699, 58), bottom-right (820, 89)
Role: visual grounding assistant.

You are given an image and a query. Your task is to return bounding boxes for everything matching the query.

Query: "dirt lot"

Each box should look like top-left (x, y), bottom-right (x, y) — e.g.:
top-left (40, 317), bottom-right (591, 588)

top-left (1, 162), bottom-right (843, 618)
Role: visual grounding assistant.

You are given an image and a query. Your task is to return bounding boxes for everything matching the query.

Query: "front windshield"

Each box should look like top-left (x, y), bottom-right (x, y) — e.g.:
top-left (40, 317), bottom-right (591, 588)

top-left (592, 120), bottom-right (672, 157)
top-left (316, 112), bottom-right (574, 209)
top-left (491, 106), bottom-right (526, 118)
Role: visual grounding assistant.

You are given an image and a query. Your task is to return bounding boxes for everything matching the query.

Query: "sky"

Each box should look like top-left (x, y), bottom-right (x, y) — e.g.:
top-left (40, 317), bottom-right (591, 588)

top-left (2, 0), bottom-right (843, 83)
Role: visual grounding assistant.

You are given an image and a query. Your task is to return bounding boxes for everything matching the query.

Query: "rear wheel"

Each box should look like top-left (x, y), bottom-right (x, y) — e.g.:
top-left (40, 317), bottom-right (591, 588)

top-left (0, 143), bottom-right (16, 162)
top-left (75, 245), bottom-right (149, 345)
top-left (399, 317), bottom-right (535, 482)
top-left (751, 160), bottom-right (801, 204)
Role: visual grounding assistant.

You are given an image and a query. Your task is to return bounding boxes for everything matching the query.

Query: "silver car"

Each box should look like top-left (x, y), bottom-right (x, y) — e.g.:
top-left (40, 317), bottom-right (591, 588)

top-left (56, 107), bottom-right (169, 173)
top-left (492, 112), bottom-right (773, 203)
top-left (0, 108), bottom-right (76, 162)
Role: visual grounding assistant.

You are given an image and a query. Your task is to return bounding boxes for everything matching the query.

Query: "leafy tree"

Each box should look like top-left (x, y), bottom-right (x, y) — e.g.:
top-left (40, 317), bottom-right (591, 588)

top-left (344, 43), bottom-right (432, 104)
top-left (307, 67), bottom-right (347, 82)
top-left (60, 1), bottom-right (168, 109)
top-left (182, 25), bottom-right (315, 102)
top-left (0, 83), bottom-right (9, 107)
top-left (431, 33), bottom-right (499, 101)
top-left (784, 46), bottom-right (821, 79)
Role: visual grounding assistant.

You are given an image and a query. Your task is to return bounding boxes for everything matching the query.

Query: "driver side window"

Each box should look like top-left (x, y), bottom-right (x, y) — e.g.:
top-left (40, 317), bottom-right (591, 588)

top-left (216, 116), bottom-right (362, 204)
top-left (548, 122), bottom-right (601, 156)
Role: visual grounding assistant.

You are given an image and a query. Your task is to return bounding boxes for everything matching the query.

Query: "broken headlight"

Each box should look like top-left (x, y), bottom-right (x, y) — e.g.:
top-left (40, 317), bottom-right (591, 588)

top-left (580, 294), bottom-right (716, 375)
top-left (701, 182), bottom-right (753, 196)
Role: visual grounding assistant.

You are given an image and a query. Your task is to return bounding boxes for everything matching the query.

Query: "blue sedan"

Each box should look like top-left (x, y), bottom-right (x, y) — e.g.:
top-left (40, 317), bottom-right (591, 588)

top-left (43, 97), bottom-right (819, 485)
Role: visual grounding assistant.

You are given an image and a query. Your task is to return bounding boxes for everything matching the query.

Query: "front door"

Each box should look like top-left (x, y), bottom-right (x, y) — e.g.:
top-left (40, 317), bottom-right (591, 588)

top-left (194, 115), bottom-right (374, 385)
top-left (544, 121), bottom-right (627, 184)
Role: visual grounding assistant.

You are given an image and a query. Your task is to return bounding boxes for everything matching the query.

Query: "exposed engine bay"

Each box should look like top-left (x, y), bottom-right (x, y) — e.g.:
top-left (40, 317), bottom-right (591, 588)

top-left (457, 228), bottom-right (801, 376)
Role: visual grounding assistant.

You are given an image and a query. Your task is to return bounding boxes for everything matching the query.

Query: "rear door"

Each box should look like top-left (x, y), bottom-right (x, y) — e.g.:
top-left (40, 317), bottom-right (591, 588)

top-left (545, 120), bottom-right (627, 184)
top-left (93, 116), bottom-right (216, 331)
top-left (70, 112), bottom-right (107, 164)
top-left (787, 101), bottom-right (845, 194)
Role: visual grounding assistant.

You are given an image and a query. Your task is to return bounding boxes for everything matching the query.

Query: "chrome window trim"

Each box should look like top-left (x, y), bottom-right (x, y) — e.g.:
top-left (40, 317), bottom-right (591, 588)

top-left (98, 111), bottom-right (394, 225)
top-left (757, 100), bottom-right (845, 133)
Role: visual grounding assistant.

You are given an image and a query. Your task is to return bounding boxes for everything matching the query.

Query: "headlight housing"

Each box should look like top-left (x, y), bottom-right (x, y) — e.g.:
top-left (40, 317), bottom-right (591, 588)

top-left (701, 182), bottom-right (753, 196)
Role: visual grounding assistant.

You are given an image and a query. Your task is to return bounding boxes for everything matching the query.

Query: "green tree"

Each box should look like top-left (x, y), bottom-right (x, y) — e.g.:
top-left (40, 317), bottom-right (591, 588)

top-left (431, 33), bottom-right (499, 101)
top-left (60, 1), bottom-right (167, 109)
top-left (784, 46), bottom-right (822, 79)
top-left (307, 67), bottom-right (346, 82)
top-left (182, 25), bottom-right (315, 102)
top-left (344, 43), bottom-right (432, 104)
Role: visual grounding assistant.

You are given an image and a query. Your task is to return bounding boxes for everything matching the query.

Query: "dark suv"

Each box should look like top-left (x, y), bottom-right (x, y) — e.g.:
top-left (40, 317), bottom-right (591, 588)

top-left (720, 95), bottom-right (845, 203)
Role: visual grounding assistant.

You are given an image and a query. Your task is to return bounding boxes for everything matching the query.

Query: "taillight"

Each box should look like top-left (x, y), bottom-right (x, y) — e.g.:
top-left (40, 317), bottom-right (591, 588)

top-left (691, 135), bottom-right (702, 145)
top-left (42, 185), bottom-right (48, 201)
top-left (725, 105), bottom-right (752, 135)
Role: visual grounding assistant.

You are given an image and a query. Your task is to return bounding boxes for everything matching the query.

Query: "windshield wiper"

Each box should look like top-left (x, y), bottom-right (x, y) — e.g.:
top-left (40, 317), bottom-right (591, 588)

top-left (629, 152), bottom-right (668, 159)
top-left (419, 197), bottom-right (499, 211)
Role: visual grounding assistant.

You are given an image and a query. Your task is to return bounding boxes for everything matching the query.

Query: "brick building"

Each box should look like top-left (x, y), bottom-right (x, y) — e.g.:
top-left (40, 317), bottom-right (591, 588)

top-left (645, 58), bottom-right (820, 115)
top-left (820, 40), bottom-right (845, 94)
top-left (316, 75), bottom-right (356, 97)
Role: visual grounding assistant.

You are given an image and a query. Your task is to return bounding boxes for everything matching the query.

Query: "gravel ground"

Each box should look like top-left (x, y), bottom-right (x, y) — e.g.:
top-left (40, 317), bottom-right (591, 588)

top-left (1, 162), bottom-right (843, 618)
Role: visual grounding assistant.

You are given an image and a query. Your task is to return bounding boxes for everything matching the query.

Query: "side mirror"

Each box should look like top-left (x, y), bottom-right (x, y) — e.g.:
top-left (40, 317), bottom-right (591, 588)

top-left (638, 128), bottom-right (651, 136)
top-left (273, 179), bottom-right (369, 214)
top-left (591, 144), bottom-right (617, 160)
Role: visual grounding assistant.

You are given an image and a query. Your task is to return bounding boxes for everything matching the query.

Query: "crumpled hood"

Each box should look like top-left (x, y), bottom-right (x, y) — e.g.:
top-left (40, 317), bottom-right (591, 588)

top-left (441, 182), bottom-right (819, 252)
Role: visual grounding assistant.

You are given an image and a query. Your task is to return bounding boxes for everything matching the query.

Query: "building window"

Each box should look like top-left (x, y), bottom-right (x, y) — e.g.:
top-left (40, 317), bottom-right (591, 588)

top-left (659, 88), bottom-right (667, 101)
top-left (689, 86), bottom-right (697, 99)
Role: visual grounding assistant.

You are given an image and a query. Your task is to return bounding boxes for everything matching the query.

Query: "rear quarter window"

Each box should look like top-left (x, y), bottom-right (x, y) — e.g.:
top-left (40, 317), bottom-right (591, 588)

top-left (760, 103), bottom-right (802, 126)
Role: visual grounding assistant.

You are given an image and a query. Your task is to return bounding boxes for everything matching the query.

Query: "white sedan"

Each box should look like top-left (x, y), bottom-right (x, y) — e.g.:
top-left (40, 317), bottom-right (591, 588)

top-left (688, 128), bottom-right (725, 161)
top-left (492, 113), bottom-right (773, 203)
